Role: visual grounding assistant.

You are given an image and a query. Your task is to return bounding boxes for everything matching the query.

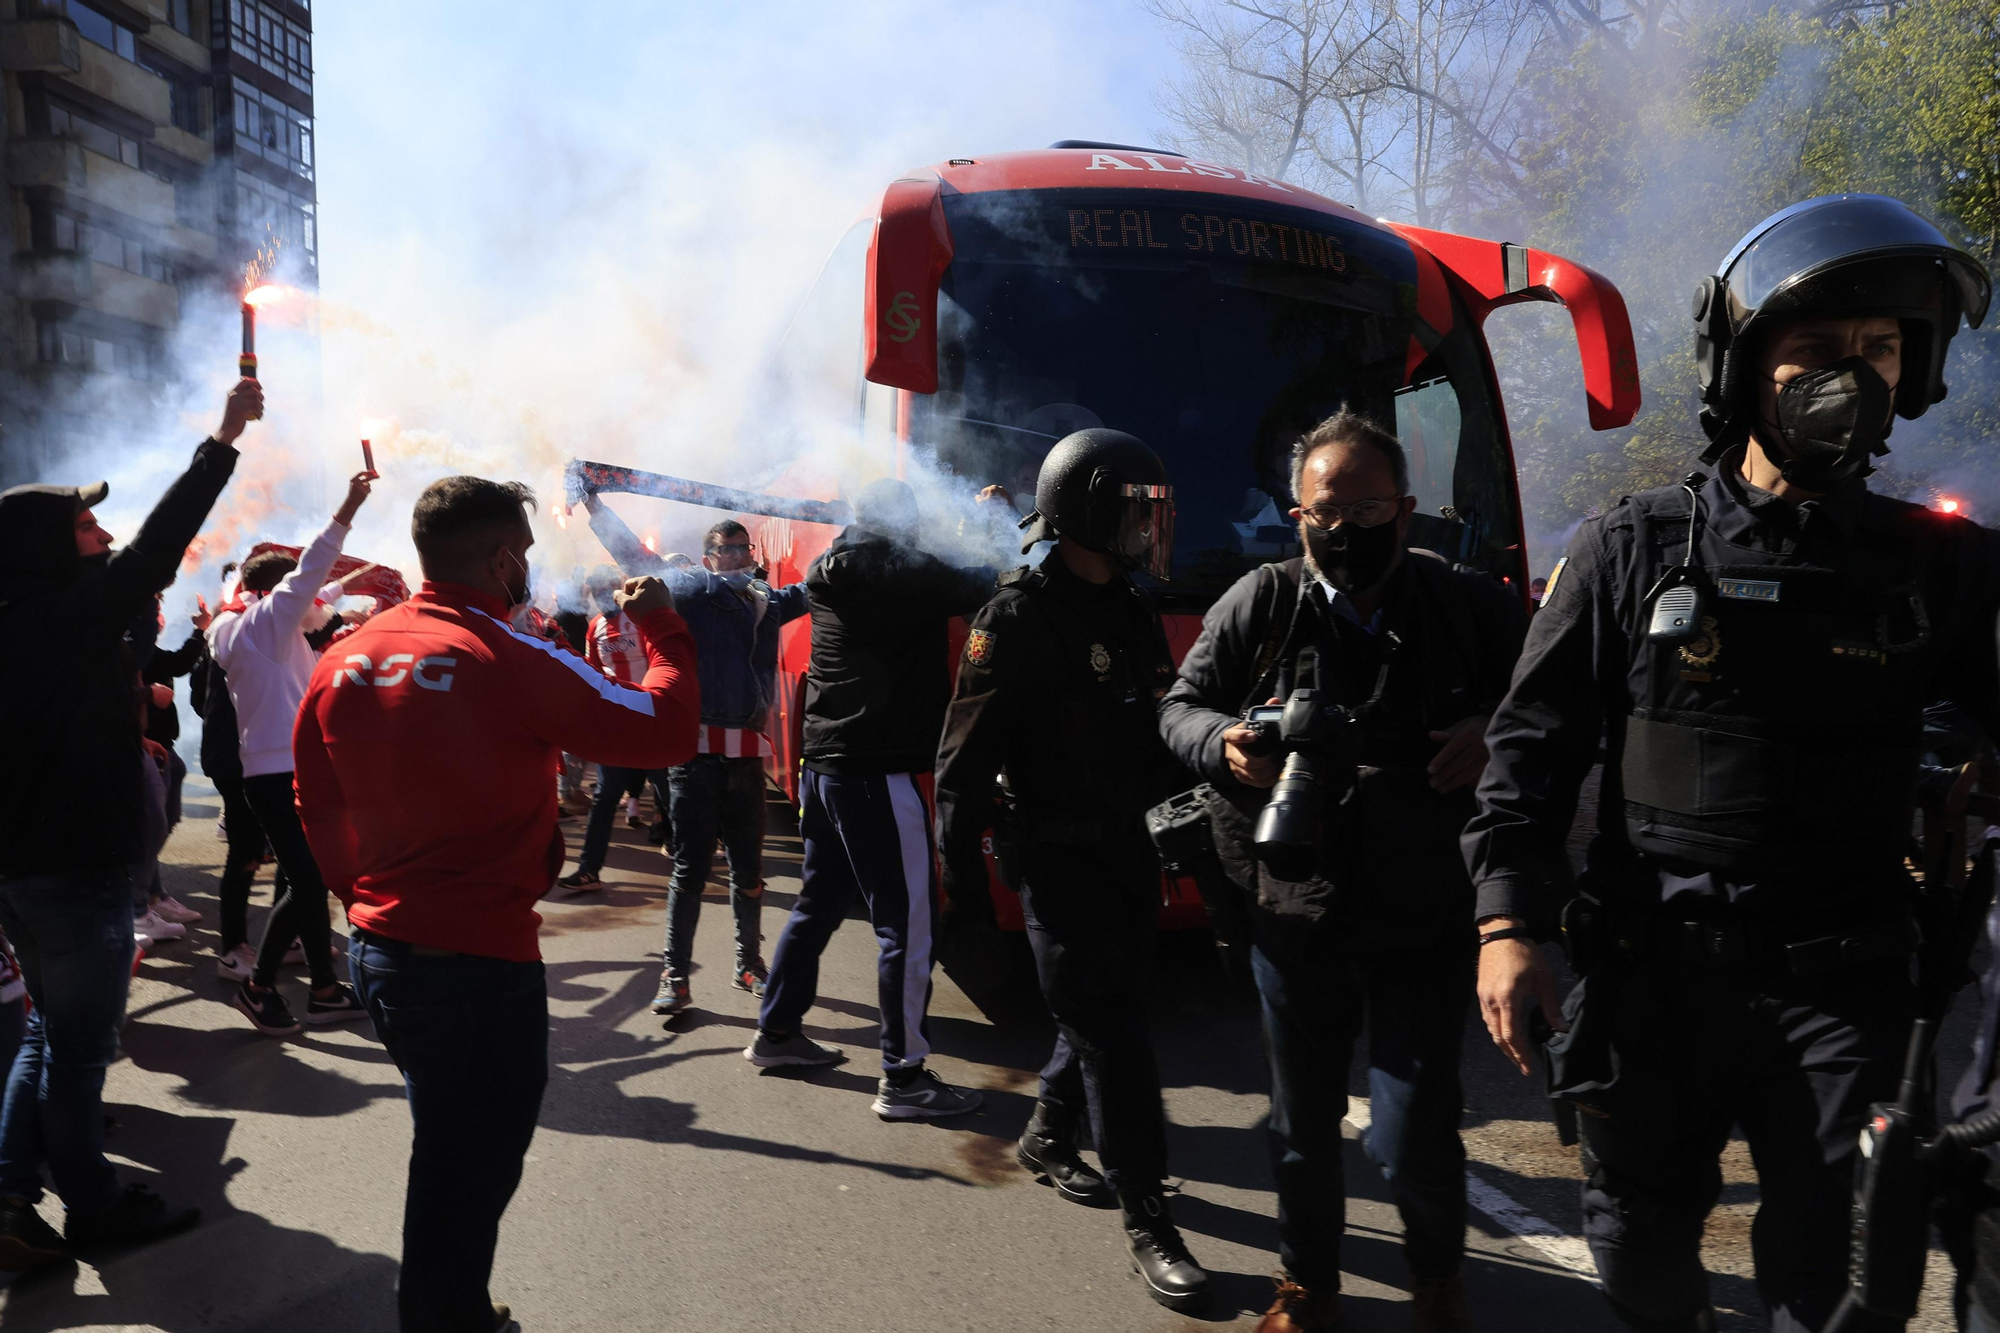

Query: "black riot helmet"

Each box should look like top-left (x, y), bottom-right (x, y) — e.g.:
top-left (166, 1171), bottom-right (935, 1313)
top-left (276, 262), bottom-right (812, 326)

top-left (1695, 194), bottom-right (1991, 459)
top-left (1018, 428), bottom-right (1175, 580)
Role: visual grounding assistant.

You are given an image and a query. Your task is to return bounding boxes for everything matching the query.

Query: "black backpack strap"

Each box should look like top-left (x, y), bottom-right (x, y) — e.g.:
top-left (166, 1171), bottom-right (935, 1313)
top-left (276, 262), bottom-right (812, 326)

top-left (1242, 560), bottom-right (1306, 713)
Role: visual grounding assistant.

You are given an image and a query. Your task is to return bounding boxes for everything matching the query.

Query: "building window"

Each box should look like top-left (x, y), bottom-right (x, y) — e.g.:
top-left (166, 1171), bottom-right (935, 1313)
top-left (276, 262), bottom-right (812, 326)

top-left (139, 53), bottom-right (205, 134)
top-left (53, 0), bottom-right (138, 62)
top-left (35, 320), bottom-right (155, 380)
top-left (234, 170), bottom-right (316, 270)
top-left (227, 0), bottom-right (311, 94)
top-left (48, 102), bottom-right (141, 169)
top-left (170, 0), bottom-right (194, 37)
top-left (42, 204), bottom-right (176, 285)
top-left (232, 83), bottom-right (311, 180)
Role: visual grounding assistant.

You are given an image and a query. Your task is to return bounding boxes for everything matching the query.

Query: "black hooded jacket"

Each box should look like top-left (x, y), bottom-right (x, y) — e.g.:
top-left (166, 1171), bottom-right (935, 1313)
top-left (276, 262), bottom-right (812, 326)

top-left (799, 526), bottom-right (994, 775)
top-left (0, 438), bottom-right (238, 876)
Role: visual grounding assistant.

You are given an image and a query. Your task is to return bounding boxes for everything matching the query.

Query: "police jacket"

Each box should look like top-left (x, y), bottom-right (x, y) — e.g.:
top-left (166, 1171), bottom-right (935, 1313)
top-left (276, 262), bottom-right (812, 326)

top-left (799, 525), bottom-right (994, 775)
top-left (1159, 549), bottom-right (1525, 940)
top-left (0, 437), bottom-right (238, 876)
top-left (1464, 448), bottom-right (2000, 934)
top-left (934, 553), bottom-right (1180, 875)
top-left (664, 569), bottom-right (809, 732)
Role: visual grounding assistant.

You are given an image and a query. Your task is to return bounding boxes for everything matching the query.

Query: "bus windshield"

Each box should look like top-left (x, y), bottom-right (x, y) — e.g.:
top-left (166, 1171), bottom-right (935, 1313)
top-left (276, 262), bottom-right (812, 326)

top-left (916, 188), bottom-right (1521, 608)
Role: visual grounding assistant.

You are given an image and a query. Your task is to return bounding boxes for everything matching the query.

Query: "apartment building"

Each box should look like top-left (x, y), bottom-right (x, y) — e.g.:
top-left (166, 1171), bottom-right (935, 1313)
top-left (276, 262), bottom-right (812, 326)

top-left (0, 0), bottom-right (316, 482)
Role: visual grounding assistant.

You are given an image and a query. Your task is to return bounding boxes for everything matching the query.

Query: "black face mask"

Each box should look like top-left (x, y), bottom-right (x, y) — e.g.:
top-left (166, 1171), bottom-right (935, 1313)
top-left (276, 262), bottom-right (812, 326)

top-left (1306, 517), bottom-right (1402, 595)
top-left (1765, 356), bottom-right (1895, 491)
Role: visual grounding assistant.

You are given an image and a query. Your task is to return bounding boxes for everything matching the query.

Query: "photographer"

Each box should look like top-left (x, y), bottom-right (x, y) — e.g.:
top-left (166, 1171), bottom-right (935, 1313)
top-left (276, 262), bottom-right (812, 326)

top-left (935, 430), bottom-right (1202, 1313)
top-left (1157, 411), bottom-right (1524, 1333)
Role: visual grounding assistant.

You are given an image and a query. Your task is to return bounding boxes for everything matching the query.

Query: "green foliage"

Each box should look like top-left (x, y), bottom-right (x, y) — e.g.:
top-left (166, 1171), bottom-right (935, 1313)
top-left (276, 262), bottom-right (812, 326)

top-left (1497, 0), bottom-right (2000, 543)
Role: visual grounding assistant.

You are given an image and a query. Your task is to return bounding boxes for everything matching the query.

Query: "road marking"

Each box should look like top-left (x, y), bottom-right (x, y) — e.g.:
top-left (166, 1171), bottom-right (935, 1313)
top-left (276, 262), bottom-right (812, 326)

top-left (1344, 1096), bottom-right (1600, 1285)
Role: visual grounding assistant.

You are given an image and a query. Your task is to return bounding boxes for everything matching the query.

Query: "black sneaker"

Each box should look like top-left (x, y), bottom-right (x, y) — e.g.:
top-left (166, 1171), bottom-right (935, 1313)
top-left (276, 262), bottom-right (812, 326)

top-left (234, 983), bottom-right (301, 1036)
top-left (650, 974), bottom-right (692, 1016)
top-left (0, 1196), bottom-right (66, 1271)
top-left (731, 958), bottom-right (768, 997)
top-left (304, 983), bottom-right (367, 1025)
top-left (64, 1183), bottom-right (200, 1250)
top-left (556, 869), bottom-right (602, 893)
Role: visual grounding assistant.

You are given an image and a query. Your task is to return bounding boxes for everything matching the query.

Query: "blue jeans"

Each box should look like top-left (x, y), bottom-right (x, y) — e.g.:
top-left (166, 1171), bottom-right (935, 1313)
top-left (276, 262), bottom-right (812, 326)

top-left (661, 755), bottom-right (766, 981)
top-left (1250, 918), bottom-right (1472, 1291)
top-left (350, 931), bottom-right (548, 1333)
top-left (575, 764), bottom-right (669, 875)
top-left (0, 866), bottom-right (137, 1213)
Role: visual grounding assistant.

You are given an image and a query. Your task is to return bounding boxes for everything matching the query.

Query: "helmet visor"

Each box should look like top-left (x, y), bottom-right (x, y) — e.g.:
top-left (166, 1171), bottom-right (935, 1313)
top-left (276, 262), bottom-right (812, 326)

top-left (1118, 483), bottom-right (1175, 582)
top-left (1724, 195), bottom-right (1991, 329)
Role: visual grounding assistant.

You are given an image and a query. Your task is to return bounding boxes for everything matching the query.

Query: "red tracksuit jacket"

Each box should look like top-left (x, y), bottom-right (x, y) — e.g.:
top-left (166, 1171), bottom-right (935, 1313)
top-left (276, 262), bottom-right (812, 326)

top-left (293, 582), bottom-right (700, 960)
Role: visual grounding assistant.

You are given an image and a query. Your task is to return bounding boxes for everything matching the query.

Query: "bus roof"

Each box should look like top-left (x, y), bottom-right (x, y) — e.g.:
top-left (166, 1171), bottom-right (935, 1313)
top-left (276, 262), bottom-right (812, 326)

top-left (922, 148), bottom-right (1402, 239)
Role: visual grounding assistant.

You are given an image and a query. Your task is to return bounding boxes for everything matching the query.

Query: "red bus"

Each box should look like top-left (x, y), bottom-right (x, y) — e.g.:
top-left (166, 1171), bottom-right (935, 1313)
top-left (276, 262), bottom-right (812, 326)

top-left (617, 142), bottom-right (1640, 930)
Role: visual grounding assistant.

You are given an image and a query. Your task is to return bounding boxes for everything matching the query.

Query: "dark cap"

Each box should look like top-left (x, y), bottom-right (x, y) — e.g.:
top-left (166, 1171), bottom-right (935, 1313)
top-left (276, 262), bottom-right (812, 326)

top-left (0, 479), bottom-right (107, 509)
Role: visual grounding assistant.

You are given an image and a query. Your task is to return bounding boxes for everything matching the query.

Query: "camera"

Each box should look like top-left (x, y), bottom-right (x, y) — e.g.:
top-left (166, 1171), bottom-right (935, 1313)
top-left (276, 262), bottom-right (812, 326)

top-left (1243, 687), bottom-right (1364, 882)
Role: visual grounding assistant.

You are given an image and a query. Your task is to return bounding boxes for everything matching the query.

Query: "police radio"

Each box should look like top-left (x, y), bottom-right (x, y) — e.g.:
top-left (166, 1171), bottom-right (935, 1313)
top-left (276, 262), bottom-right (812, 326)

top-left (1644, 475), bottom-right (1710, 647)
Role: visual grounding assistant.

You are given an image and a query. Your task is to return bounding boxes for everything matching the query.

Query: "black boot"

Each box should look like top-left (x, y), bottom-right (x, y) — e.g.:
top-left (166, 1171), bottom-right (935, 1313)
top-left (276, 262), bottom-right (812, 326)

top-left (1119, 1188), bottom-right (1209, 1312)
top-left (1017, 1102), bottom-right (1113, 1207)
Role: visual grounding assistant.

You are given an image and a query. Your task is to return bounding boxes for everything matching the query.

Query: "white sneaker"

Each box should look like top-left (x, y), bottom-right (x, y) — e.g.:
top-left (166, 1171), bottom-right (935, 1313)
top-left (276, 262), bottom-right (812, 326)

top-left (134, 926), bottom-right (156, 952)
top-left (216, 944), bottom-right (257, 982)
top-left (153, 897), bottom-right (202, 925)
top-left (136, 910), bottom-right (185, 941)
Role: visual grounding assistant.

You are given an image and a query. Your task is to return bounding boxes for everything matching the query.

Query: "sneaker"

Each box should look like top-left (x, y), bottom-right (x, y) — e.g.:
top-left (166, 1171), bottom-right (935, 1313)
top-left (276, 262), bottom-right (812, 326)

top-left (872, 1067), bottom-right (984, 1120)
top-left (134, 925), bottom-right (156, 953)
top-left (731, 958), bottom-right (768, 997)
top-left (304, 983), bottom-right (366, 1026)
top-left (556, 869), bottom-right (602, 893)
top-left (64, 1182), bottom-right (199, 1250)
top-left (135, 910), bottom-right (184, 942)
top-left (234, 983), bottom-right (301, 1036)
top-left (743, 1031), bottom-right (845, 1067)
top-left (0, 1196), bottom-right (67, 1271)
top-left (650, 975), bottom-right (692, 1016)
top-left (282, 938), bottom-right (304, 964)
top-left (152, 896), bottom-right (202, 925)
top-left (215, 943), bottom-right (257, 983)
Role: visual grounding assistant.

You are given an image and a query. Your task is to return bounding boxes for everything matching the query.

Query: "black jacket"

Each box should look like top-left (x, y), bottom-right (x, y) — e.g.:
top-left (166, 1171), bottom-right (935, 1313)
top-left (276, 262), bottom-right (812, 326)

top-left (1463, 452), bottom-right (2000, 933)
top-left (143, 628), bottom-right (205, 746)
top-left (800, 525), bottom-right (993, 775)
top-left (935, 553), bottom-right (1181, 876)
top-left (0, 437), bottom-right (238, 875)
top-left (1159, 550), bottom-right (1525, 941)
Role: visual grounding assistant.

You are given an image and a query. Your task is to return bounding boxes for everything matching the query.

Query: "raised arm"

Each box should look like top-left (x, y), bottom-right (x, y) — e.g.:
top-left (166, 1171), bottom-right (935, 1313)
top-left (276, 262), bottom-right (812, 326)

top-left (582, 492), bottom-right (666, 576)
top-left (508, 578), bottom-right (699, 769)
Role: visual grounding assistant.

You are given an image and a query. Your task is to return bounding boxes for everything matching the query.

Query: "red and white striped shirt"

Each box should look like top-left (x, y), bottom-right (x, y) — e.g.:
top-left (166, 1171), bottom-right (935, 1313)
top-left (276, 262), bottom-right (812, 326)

top-left (696, 725), bottom-right (774, 759)
top-left (585, 611), bottom-right (646, 684)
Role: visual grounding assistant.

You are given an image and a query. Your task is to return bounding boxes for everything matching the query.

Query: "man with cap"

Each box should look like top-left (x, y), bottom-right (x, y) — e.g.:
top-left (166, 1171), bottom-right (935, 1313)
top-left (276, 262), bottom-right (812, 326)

top-left (746, 478), bottom-right (1001, 1120)
top-left (935, 429), bottom-right (1209, 1312)
top-left (1467, 195), bottom-right (2000, 1332)
top-left (0, 379), bottom-right (261, 1266)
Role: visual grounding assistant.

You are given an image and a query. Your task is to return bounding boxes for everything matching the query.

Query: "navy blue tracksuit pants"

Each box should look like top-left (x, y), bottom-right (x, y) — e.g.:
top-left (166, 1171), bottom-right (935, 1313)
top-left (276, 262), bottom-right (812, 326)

top-left (759, 769), bottom-right (936, 1072)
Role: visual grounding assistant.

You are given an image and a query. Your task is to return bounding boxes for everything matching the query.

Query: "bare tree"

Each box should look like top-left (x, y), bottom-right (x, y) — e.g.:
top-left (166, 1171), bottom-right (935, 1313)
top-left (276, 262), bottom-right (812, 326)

top-left (1147, 0), bottom-right (1400, 210)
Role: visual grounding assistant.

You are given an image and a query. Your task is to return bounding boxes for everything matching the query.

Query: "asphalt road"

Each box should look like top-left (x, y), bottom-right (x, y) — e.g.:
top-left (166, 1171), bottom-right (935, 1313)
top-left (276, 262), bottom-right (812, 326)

top-left (0, 778), bottom-right (1972, 1332)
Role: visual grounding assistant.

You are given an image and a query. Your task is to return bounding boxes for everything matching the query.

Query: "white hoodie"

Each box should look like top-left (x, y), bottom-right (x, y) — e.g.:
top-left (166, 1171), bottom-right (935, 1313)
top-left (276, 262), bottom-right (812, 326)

top-left (208, 518), bottom-right (350, 778)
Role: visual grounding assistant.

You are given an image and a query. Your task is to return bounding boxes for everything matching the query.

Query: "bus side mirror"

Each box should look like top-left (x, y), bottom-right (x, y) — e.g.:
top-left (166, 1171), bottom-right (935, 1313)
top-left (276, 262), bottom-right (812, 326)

top-left (864, 173), bottom-right (955, 394)
top-left (1391, 225), bottom-right (1642, 432)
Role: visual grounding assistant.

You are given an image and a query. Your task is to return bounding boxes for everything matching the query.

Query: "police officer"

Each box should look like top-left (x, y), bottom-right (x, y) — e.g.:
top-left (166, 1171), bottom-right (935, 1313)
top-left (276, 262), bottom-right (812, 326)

top-left (1159, 410), bottom-right (1526, 1333)
top-left (1466, 195), bottom-right (2000, 1333)
top-left (933, 429), bottom-right (1206, 1313)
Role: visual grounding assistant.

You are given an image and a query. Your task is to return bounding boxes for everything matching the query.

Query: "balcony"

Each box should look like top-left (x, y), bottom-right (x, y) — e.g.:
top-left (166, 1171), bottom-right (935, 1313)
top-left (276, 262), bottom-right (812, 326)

top-left (91, 261), bottom-right (177, 327)
top-left (12, 252), bottom-right (92, 305)
top-left (5, 138), bottom-right (87, 190)
top-left (72, 38), bottom-right (170, 126)
top-left (0, 17), bottom-right (81, 74)
top-left (76, 149), bottom-right (174, 221)
top-left (153, 124), bottom-right (211, 166)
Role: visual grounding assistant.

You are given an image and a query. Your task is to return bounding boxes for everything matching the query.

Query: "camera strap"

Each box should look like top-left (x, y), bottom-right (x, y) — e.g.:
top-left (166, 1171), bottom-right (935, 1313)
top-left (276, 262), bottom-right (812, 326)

top-left (1243, 561), bottom-right (1308, 713)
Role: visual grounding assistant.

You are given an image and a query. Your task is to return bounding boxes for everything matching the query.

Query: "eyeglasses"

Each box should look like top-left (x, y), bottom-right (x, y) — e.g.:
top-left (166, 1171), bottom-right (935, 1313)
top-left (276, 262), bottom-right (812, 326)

top-left (709, 542), bottom-right (756, 556)
top-left (1299, 497), bottom-right (1402, 530)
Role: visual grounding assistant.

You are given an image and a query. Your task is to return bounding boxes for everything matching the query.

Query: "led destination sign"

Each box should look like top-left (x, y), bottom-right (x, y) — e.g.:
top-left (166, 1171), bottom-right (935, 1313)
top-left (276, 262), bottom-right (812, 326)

top-left (1065, 205), bottom-right (1350, 275)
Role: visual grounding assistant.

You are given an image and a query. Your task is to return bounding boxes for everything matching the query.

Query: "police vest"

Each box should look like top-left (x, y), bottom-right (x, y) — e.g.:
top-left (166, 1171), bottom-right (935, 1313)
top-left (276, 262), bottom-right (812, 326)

top-left (1618, 487), bottom-right (1935, 878)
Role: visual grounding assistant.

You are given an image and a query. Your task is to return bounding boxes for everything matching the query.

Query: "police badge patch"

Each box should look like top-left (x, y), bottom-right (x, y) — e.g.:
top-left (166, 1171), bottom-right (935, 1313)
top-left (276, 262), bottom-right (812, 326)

top-left (965, 628), bottom-right (995, 667)
top-left (1089, 644), bottom-right (1112, 679)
